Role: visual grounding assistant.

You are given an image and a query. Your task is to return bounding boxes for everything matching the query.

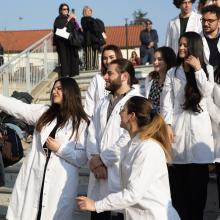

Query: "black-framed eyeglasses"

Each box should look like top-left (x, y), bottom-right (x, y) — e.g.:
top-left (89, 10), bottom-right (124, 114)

top-left (62, 8), bottom-right (68, 11)
top-left (200, 18), bottom-right (218, 24)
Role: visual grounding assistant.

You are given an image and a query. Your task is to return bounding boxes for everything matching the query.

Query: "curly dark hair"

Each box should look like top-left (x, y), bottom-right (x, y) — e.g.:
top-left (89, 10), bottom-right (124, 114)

top-left (173, 0), bottom-right (196, 8)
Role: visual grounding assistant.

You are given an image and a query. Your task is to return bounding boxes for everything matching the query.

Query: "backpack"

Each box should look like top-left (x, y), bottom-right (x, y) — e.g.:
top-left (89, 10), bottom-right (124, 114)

top-left (0, 91), bottom-right (34, 137)
top-left (0, 123), bottom-right (24, 167)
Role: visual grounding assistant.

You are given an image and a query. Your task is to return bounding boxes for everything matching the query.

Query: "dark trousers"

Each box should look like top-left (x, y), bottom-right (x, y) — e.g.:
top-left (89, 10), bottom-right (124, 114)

top-left (168, 164), bottom-right (209, 220)
top-left (57, 40), bottom-right (79, 77)
top-left (215, 162), bottom-right (220, 208)
top-left (85, 46), bottom-right (99, 70)
top-left (91, 211), bottom-right (124, 220)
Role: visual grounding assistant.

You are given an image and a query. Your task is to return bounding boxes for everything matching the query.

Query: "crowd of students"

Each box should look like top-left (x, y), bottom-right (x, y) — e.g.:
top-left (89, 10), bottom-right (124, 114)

top-left (0, 0), bottom-right (219, 220)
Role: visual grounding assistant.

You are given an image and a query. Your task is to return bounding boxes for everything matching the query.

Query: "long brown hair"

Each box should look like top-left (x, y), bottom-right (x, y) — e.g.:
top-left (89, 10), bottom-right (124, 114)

top-left (36, 77), bottom-right (89, 139)
top-left (101, 44), bottom-right (123, 76)
top-left (176, 32), bottom-right (208, 113)
top-left (126, 96), bottom-right (171, 161)
top-left (149, 46), bottom-right (176, 79)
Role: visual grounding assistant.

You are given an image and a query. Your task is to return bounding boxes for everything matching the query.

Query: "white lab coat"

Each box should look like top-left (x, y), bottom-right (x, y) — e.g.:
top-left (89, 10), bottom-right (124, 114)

top-left (0, 95), bottom-right (88, 220)
top-left (207, 83), bottom-right (220, 162)
top-left (95, 137), bottom-right (180, 220)
top-left (84, 73), bottom-right (141, 117)
top-left (84, 73), bottom-right (108, 118)
top-left (86, 88), bottom-right (142, 201)
top-left (201, 31), bottom-right (220, 66)
top-left (144, 75), bottom-right (153, 98)
top-left (165, 11), bottom-right (202, 54)
top-left (160, 66), bottom-right (214, 164)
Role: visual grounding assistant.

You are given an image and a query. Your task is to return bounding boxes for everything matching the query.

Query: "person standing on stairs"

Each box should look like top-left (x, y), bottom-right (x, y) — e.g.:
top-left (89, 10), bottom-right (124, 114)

top-left (53, 3), bottom-right (80, 77)
top-left (86, 58), bottom-right (141, 220)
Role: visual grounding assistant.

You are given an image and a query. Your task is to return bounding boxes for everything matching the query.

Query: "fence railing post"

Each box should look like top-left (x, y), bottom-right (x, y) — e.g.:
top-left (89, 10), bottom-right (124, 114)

top-left (44, 39), bottom-right (48, 79)
top-left (25, 51), bottom-right (31, 93)
top-left (3, 67), bottom-right (9, 96)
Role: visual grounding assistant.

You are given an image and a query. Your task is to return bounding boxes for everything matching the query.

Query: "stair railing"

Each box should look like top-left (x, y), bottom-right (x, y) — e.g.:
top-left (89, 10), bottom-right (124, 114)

top-left (0, 32), bottom-right (58, 96)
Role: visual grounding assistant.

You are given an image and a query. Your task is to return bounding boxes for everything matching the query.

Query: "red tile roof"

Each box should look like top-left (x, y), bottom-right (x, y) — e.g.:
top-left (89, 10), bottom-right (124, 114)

top-left (0, 25), bottom-right (143, 53)
top-left (0, 29), bottom-right (51, 53)
top-left (105, 25), bottom-right (143, 48)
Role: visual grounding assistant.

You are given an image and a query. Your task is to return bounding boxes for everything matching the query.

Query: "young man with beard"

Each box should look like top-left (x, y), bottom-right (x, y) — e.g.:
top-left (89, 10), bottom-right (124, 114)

top-left (200, 5), bottom-right (220, 69)
top-left (86, 58), bottom-right (141, 220)
top-left (165, 0), bottom-right (202, 54)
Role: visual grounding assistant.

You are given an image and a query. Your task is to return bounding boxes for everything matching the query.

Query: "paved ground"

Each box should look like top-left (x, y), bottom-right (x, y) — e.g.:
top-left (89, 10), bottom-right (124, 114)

top-left (0, 177), bottom-right (219, 220)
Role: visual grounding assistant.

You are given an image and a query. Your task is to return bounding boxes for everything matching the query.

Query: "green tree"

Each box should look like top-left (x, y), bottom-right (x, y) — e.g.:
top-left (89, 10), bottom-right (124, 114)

top-left (130, 9), bottom-right (148, 25)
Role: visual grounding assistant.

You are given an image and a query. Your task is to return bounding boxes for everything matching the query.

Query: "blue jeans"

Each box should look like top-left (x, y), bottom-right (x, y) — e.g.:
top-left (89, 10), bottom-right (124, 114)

top-left (140, 47), bottom-right (154, 65)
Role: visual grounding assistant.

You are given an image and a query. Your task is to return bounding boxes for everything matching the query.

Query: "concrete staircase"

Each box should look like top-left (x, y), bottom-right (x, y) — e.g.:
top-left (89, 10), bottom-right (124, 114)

top-left (0, 65), bottom-right (153, 219)
top-left (31, 65), bottom-right (154, 104)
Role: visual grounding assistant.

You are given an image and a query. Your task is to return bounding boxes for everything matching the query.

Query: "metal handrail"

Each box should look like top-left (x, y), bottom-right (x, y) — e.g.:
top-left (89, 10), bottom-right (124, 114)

top-left (0, 32), bottom-right (53, 71)
top-left (0, 32), bottom-right (58, 96)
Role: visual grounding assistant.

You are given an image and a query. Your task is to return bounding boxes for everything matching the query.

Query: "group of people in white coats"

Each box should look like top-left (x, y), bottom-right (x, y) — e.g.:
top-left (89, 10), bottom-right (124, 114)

top-left (1, 1), bottom-right (219, 219)
top-left (81, 45), bottom-right (180, 220)
top-left (164, 1), bottom-right (220, 219)
top-left (0, 43), bottom-right (182, 220)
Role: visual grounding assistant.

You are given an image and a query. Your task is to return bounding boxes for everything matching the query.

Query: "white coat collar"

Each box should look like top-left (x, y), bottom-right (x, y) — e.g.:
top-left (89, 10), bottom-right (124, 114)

top-left (201, 31), bottom-right (220, 65)
top-left (186, 11), bottom-right (201, 32)
top-left (40, 118), bottom-right (57, 146)
top-left (174, 11), bottom-right (200, 35)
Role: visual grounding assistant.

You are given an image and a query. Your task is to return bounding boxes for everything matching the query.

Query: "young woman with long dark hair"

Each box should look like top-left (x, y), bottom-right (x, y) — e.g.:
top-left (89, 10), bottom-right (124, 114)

top-left (161, 31), bottom-right (214, 220)
top-left (145, 46), bottom-right (176, 111)
top-left (2, 77), bottom-right (89, 220)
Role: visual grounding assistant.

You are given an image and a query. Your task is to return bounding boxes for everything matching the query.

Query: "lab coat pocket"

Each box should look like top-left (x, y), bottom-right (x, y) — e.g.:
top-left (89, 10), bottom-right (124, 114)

top-left (172, 78), bottom-right (184, 98)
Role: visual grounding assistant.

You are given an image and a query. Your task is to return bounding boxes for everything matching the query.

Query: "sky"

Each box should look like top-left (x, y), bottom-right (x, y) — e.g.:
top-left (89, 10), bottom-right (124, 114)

top-left (0, 0), bottom-right (199, 46)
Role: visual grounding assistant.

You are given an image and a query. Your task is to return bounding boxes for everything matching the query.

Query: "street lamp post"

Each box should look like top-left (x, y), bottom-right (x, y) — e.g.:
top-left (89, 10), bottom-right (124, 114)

top-left (125, 18), bottom-right (128, 59)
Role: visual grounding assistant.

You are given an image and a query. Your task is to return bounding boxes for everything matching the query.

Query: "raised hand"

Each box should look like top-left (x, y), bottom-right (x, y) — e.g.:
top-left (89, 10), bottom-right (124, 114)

top-left (46, 137), bottom-right (61, 152)
top-left (185, 55), bottom-right (201, 72)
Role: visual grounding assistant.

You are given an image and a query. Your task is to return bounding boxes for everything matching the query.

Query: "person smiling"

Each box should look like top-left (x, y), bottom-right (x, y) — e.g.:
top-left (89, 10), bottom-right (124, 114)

top-left (2, 77), bottom-right (89, 220)
top-left (77, 96), bottom-right (180, 220)
top-left (84, 44), bottom-right (123, 118)
top-left (161, 31), bottom-right (214, 220)
top-left (86, 59), bottom-right (141, 220)
top-left (145, 46), bottom-right (176, 111)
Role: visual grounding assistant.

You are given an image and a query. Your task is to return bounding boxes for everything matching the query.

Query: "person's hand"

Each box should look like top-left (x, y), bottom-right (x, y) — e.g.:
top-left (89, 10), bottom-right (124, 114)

top-left (93, 165), bottom-right (107, 179)
top-left (148, 41), bottom-right (154, 48)
top-left (167, 124), bottom-right (174, 144)
top-left (67, 14), bottom-right (76, 22)
top-left (185, 55), bottom-right (201, 72)
top-left (89, 155), bottom-right (103, 172)
top-left (46, 137), bottom-right (61, 152)
top-left (76, 196), bottom-right (96, 211)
